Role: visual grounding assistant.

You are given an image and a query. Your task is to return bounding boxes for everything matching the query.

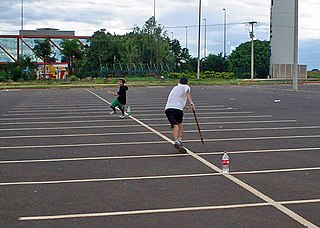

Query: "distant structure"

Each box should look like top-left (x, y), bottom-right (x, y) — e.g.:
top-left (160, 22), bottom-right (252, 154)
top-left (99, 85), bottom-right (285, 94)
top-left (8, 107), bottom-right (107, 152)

top-left (0, 28), bottom-right (90, 79)
top-left (270, 0), bottom-right (306, 79)
top-left (0, 28), bottom-right (89, 64)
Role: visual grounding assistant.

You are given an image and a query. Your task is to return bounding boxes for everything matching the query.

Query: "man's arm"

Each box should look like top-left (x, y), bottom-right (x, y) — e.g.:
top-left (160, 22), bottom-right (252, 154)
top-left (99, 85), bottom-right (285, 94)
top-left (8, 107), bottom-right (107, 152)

top-left (186, 92), bottom-right (195, 108)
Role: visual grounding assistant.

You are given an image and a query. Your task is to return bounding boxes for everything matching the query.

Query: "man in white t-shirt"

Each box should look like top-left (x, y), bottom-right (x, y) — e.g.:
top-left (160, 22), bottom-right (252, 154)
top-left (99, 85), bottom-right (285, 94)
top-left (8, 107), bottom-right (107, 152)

top-left (165, 78), bottom-right (195, 153)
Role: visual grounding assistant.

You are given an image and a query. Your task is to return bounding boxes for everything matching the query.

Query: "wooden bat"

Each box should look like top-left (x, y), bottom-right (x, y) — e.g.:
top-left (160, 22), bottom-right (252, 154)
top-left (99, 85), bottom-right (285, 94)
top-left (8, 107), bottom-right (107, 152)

top-left (192, 108), bottom-right (204, 144)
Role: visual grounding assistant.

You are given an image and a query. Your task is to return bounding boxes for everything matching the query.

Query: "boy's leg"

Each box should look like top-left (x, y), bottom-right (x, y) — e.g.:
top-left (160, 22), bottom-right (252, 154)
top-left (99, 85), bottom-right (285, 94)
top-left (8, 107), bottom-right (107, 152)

top-left (118, 103), bottom-right (126, 118)
top-left (110, 99), bottom-right (118, 114)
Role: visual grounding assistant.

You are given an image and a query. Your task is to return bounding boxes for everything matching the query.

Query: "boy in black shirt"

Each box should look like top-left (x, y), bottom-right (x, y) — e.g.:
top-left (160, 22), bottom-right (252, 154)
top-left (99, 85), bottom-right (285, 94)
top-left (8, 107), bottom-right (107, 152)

top-left (108, 79), bottom-right (128, 119)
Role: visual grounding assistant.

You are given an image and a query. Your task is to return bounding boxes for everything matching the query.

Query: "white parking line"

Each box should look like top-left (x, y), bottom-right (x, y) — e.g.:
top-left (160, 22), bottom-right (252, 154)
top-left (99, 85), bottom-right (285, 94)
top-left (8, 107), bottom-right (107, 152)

top-left (18, 199), bottom-right (320, 221)
top-left (1, 147), bottom-right (319, 164)
top-left (1, 167), bottom-right (319, 187)
top-left (2, 134), bottom-right (320, 149)
top-left (3, 125), bottom-right (320, 139)
top-left (0, 111), bottom-right (253, 120)
top-left (10, 105), bottom-right (225, 112)
top-left (83, 89), bottom-right (318, 227)
top-left (0, 120), bottom-right (297, 131)
top-left (0, 115), bottom-right (273, 126)
top-left (2, 107), bottom-right (235, 116)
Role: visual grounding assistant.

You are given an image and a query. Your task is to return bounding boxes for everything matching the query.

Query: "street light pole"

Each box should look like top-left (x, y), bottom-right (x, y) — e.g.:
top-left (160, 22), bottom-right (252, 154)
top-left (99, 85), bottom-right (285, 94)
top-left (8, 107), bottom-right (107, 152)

top-left (223, 8), bottom-right (227, 58)
top-left (20, 0), bottom-right (24, 58)
top-left (185, 26), bottom-right (188, 48)
top-left (153, 0), bottom-right (156, 20)
top-left (248, 21), bottom-right (257, 80)
top-left (203, 18), bottom-right (207, 57)
top-left (293, 0), bottom-right (299, 91)
top-left (197, 0), bottom-right (202, 80)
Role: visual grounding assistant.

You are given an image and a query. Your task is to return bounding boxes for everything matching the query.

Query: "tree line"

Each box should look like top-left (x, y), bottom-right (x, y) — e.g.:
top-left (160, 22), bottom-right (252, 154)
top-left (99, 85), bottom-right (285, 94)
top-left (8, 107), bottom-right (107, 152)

top-left (0, 17), bottom-right (270, 81)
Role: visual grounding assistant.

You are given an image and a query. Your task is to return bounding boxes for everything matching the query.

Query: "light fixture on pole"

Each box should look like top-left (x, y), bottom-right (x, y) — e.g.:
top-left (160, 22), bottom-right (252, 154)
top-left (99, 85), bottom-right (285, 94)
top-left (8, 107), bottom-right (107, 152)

top-left (204, 19), bottom-right (207, 57)
top-left (223, 8), bottom-right (227, 58)
top-left (197, 0), bottom-right (202, 80)
top-left (293, 0), bottom-right (299, 91)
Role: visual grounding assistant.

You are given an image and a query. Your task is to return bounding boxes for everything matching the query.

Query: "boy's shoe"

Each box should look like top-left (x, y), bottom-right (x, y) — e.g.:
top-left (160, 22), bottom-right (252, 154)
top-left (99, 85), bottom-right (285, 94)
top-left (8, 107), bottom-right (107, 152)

top-left (110, 111), bottom-right (117, 115)
top-left (119, 114), bottom-right (126, 119)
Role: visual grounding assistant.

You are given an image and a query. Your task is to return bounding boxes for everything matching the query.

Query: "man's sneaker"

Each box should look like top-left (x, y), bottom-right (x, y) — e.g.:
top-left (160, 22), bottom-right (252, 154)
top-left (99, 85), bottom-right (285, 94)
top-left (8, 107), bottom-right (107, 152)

top-left (119, 114), bottom-right (126, 119)
top-left (174, 140), bottom-right (182, 149)
top-left (110, 111), bottom-right (117, 115)
top-left (174, 140), bottom-right (187, 153)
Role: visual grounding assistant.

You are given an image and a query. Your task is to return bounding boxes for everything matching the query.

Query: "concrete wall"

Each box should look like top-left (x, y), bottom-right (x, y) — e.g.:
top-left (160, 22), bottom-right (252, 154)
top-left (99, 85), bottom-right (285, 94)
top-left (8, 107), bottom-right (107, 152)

top-left (272, 64), bottom-right (307, 79)
top-left (270, 0), bottom-right (300, 76)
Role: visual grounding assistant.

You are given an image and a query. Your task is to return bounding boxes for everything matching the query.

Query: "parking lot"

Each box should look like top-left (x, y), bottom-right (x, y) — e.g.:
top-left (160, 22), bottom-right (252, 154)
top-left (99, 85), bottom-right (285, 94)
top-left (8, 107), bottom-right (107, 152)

top-left (0, 84), bottom-right (319, 227)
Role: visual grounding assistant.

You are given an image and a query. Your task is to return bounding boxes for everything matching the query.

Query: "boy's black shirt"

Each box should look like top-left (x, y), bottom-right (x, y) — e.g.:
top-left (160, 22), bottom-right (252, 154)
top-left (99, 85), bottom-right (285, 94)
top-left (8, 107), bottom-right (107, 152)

top-left (117, 85), bottom-right (128, 104)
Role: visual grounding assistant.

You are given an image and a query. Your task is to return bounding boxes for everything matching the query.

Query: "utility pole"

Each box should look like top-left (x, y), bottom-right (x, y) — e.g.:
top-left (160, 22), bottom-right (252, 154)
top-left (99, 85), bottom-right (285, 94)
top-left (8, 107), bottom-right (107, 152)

top-left (293, 0), bottom-right (299, 91)
top-left (197, 0), bottom-right (202, 79)
top-left (248, 21), bottom-right (257, 80)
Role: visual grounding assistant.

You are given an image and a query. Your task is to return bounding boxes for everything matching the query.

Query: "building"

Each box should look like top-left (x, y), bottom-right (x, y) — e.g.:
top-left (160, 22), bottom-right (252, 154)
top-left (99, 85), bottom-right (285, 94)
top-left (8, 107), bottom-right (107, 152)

top-left (0, 28), bottom-right (90, 78)
top-left (270, 0), bottom-right (306, 78)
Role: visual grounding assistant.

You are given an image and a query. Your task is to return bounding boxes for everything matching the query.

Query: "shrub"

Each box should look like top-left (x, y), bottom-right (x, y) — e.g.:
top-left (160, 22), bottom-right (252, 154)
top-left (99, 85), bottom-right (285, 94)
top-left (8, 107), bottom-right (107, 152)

top-left (69, 75), bottom-right (77, 81)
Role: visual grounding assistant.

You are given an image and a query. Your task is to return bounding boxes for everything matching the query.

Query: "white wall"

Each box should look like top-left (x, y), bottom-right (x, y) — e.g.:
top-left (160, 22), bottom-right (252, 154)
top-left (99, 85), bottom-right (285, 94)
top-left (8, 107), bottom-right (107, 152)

top-left (270, 0), bottom-right (295, 75)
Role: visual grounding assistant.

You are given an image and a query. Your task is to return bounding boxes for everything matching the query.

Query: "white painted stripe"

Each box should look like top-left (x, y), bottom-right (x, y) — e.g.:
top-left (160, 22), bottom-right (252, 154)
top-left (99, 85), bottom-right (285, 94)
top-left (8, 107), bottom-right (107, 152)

top-left (83, 89), bottom-right (318, 227)
top-left (3, 107), bottom-right (234, 116)
top-left (2, 134), bottom-right (320, 149)
top-left (0, 173), bottom-right (219, 186)
top-left (0, 112), bottom-right (253, 120)
top-left (0, 140), bottom-right (165, 149)
top-left (10, 105), bottom-right (225, 112)
top-left (3, 125), bottom-right (320, 139)
top-left (18, 199), bottom-right (320, 221)
top-left (0, 115), bottom-right (273, 126)
top-left (184, 134), bottom-right (320, 143)
top-left (0, 154), bottom-right (186, 164)
top-left (230, 167), bottom-right (320, 175)
top-left (0, 147), bottom-right (319, 164)
top-left (0, 120), bottom-right (297, 131)
top-left (0, 131), bottom-right (153, 139)
top-left (18, 202), bottom-right (271, 220)
top-left (1, 167), bottom-right (319, 187)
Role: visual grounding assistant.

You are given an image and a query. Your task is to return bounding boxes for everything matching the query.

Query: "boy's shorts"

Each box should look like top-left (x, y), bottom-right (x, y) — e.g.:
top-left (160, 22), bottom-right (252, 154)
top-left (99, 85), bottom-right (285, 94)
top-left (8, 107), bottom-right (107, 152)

top-left (111, 99), bottom-right (125, 110)
top-left (165, 108), bottom-right (184, 128)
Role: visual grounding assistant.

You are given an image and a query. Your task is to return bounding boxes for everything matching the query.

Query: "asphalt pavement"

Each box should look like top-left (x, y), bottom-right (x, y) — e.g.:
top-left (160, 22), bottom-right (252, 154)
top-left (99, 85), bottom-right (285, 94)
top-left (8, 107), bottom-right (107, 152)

top-left (0, 84), bottom-right (319, 227)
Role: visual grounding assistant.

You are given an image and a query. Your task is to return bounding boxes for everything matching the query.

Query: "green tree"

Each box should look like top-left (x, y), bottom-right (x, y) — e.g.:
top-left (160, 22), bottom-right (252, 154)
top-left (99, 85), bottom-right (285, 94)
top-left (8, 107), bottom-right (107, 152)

top-left (170, 38), bottom-right (193, 72)
top-left (33, 38), bottom-right (53, 78)
top-left (228, 40), bottom-right (270, 78)
top-left (202, 53), bottom-right (229, 72)
top-left (61, 39), bottom-right (83, 75)
top-left (85, 29), bottom-right (115, 76)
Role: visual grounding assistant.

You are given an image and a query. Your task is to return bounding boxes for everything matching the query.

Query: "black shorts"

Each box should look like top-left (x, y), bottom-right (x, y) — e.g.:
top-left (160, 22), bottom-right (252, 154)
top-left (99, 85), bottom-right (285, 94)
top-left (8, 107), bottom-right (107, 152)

top-left (165, 108), bottom-right (184, 128)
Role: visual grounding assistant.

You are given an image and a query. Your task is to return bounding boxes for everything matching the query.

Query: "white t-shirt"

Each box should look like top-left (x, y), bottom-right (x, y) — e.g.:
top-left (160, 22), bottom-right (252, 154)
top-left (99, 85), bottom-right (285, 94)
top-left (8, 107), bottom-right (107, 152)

top-left (165, 83), bottom-right (191, 111)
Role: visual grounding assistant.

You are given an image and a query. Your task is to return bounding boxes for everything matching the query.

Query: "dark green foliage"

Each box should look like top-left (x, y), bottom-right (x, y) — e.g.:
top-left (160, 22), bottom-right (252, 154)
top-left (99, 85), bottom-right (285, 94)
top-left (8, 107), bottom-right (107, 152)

top-left (228, 40), bottom-right (270, 78)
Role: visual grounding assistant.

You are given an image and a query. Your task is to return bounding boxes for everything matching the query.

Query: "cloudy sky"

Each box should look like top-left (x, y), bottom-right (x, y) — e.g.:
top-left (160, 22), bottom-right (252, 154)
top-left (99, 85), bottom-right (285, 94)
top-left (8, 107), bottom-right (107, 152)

top-left (1, 0), bottom-right (320, 69)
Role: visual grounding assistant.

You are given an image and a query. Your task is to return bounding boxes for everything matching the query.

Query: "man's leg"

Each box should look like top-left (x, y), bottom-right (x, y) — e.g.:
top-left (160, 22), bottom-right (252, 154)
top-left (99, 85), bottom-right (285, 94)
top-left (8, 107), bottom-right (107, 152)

top-left (172, 124), bottom-right (179, 140)
top-left (177, 124), bottom-right (184, 140)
